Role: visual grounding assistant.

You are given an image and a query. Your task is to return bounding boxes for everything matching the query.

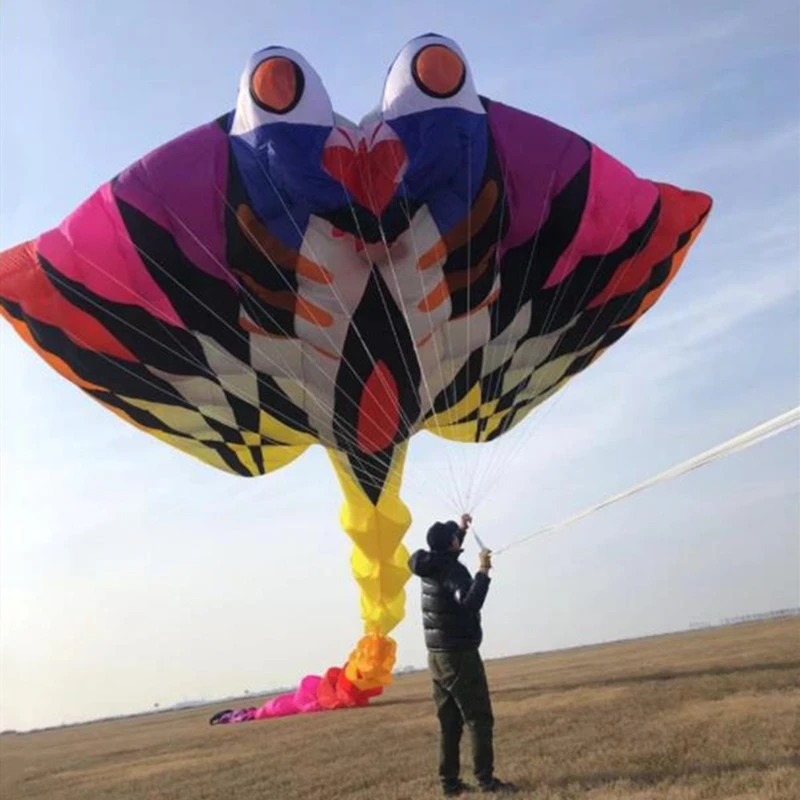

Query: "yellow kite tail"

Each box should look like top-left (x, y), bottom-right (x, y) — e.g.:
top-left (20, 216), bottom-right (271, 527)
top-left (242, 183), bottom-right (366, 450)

top-left (326, 444), bottom-right (412, 690)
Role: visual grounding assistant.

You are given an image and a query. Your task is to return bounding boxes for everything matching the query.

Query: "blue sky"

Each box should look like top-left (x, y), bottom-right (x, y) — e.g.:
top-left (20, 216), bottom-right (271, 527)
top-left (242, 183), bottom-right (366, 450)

top-left (1, 0), bottom-right (798, 731)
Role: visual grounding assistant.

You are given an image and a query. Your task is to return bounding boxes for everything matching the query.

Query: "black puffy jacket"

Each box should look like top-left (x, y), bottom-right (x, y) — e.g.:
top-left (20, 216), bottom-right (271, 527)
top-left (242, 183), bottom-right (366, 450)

top-left (408, 550), bottom-right (491, 652)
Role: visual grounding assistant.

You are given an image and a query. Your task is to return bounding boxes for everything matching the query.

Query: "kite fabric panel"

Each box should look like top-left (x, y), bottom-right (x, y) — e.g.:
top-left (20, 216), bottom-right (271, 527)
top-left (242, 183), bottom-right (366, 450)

top-left (0, 33), bottom-right (711, 720)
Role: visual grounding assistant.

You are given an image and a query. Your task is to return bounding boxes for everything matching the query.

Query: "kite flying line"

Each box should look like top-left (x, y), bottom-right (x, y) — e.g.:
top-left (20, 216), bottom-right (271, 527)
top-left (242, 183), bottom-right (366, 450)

top-left (478, 406), bottom-right (800, 556)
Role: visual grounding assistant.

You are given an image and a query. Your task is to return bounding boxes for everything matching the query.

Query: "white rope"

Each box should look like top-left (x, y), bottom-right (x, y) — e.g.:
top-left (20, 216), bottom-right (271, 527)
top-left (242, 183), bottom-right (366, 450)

top-left (490, 406), bottom-right (800, 556)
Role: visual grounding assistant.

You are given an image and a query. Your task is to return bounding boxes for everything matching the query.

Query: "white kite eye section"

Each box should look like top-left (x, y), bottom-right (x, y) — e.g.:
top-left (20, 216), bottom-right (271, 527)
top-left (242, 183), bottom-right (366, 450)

top-left (231, 46), bottom-right (334, 136)
top-left (381, 34), bottom-right (484, 121)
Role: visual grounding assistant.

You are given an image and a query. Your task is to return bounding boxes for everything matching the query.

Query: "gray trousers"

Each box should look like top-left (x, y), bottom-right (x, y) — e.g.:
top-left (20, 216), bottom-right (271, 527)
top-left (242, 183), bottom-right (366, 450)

top-left (428, 649), bottom-right (495, 787)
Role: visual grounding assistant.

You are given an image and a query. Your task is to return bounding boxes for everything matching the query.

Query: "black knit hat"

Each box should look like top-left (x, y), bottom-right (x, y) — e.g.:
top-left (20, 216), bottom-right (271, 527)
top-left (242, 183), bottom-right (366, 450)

top-left (427, 520), bottom-right (462, 553)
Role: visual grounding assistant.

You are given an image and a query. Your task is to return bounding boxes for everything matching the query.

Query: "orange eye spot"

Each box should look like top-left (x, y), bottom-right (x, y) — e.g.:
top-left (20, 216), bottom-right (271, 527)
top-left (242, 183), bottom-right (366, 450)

top-left (412, 45), bottom-right (466, 99)
top-left (250, 57), bottom-right (303, 114)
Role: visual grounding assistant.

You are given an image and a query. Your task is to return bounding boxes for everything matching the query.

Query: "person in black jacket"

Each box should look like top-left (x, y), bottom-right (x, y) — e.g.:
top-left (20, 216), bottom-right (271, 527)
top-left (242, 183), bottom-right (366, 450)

top-left (409, 514), bottom-right (517, 796)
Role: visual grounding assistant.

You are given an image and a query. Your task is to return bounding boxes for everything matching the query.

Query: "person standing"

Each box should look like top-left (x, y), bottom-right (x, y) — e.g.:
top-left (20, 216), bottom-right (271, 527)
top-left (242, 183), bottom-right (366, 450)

top-left (408, 514), bottom-right (517, 796)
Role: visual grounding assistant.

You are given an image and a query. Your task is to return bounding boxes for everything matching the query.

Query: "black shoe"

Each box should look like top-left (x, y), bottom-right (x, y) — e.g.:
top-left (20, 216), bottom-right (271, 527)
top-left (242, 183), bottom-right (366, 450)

top-left (443, 780), bottom-right (472, 796)
top-left (479, 778), bottom-right (518, 794)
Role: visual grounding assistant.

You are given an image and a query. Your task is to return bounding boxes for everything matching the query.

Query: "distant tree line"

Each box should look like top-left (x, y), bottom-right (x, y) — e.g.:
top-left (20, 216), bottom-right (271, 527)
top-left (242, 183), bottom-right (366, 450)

top-left (691, 607), bottom-right (799, 630)
top-left (720, 607), bottom-right (799, 626)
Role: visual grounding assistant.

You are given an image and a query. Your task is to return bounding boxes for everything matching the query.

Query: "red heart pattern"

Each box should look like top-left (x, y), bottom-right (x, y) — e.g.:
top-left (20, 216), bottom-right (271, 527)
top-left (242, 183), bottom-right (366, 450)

top-left (323, 134), bottom-right (406, 216)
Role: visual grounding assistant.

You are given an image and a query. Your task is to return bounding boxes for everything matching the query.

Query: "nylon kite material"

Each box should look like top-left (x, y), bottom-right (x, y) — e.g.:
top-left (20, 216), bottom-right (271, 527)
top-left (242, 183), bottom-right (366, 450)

top-left (0, 34), bottom-right (712, 720)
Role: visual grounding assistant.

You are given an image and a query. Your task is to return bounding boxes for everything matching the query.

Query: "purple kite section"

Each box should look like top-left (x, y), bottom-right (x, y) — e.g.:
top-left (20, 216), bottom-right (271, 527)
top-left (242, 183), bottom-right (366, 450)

top-left (113, 121), bottom-right (238, 289)
top-left (486, 100), bottom-right (589, 258)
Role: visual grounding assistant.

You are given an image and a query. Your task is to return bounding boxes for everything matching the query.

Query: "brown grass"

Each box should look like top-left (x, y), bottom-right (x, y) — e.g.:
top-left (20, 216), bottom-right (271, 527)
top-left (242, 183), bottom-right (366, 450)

top-left (2, 618), bottom-right (799, 800)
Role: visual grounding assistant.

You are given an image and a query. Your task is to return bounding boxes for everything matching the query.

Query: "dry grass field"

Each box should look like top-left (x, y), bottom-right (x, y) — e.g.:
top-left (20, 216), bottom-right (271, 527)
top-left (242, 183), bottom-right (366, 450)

top-left (2, 618), bottom-right (798, 800)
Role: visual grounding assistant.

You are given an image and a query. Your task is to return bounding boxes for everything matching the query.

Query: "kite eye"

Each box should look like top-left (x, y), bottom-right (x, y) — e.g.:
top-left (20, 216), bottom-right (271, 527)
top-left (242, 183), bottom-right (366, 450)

top-left (232, 47), bottom-right (333, 136)
top-left (380, 35), bottom-right (483, 120)
top-left (412, 44), bottom-right (466, 99)
top-left (250, 57), bottom-right (305, 114)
